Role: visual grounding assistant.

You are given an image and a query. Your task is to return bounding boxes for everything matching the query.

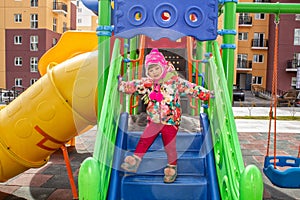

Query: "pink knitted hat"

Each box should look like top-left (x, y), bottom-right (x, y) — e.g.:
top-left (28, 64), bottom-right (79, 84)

top-left (145, 48), bottom-right (169, 80)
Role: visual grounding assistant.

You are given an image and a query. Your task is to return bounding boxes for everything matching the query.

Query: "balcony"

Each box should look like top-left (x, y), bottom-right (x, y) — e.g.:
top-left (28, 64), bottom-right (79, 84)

top-left (286, 59), bottom-right (300, 72)
top-left (237, 60), bottom-right (252, 71)
top-left (239, 16), bottom-right (252, 26)
top-left (53, 2), bottom-right (68, 15)
top-left (251, 39), bottom-right (268, 49)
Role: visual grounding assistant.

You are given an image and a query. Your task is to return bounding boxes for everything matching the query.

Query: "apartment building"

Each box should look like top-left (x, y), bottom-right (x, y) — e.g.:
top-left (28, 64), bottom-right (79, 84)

top-left (237, 0), bottom-right (300, 93)
top-left (237, 0), bottom-right (270, 91)
top-left (74, 0), bottom-right (97, 31)
top-left (0, 0), bottom-right (76, 90)
top-left (267, 0), bottom-right (300, 92)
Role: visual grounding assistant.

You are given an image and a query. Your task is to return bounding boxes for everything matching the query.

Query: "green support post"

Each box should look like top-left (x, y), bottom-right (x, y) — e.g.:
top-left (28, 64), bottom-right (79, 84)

top-left (129, 37), bottom-right (138, 114)
top-left (78, 1), bottom-right (112, 199)
top-left (222, 0), bottom-right (237, 102)
top-left (97, 0), bottom-right (111, 118)
top-left (205, 41), bottom-right (212, 88)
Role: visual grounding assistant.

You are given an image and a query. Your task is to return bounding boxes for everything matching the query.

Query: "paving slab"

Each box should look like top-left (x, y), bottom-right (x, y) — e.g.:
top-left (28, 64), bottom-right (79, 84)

top-left (0, 110), bottom-right (299, 200)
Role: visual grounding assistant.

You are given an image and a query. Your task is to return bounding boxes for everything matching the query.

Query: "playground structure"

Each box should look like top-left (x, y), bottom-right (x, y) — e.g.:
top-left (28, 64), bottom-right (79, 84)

top-left (0, 0), bottom-right (299, 199)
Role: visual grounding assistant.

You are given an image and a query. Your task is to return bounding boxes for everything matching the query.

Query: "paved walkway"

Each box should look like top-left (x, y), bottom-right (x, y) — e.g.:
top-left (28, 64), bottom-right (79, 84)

top-left (236, 107), bottom-right (300, 200)
top-left (234, 107), bottom-right (300, 133)
top-left (0, 108), bottom-right (299, 199)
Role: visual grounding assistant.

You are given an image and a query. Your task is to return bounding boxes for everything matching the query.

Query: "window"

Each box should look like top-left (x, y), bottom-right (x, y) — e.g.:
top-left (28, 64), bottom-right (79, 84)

top-left (30, 78), bottom-right (38, 85)
top-left (15, 78), bottom-right (23, 87)
top-left (63, 22), bottom-right (67, 32)
top-left (293, 53), bottom-right (300, 67)
top-left (30, 57), bottom-right (38, 72)
top-left (78, 18), bottom-right (82, 23)
top-left (252, 32), bottom-right (266, 47)
top-left (252, 76), bottom-right (262, 84)
top-left (78, 8), bottom-right (82, 13)
top-left (253, 54), bottom-right (264, 63)
top-left (239, 13), bottom-right (251, 25)
top-left (296, 14), bottom-right (300, 21)
top-left (254, 32), bottom-right (264, 40)
top-left (14, 36), bottom-right (22, 45)
top-left (30, 35), bottom-right (38, 51)
top-left (53, 18), bottom-right (57, 32)
top-left (294, 29), bottom-right (300, 45)
top-left (238, 32), bottom-right (248, 41)
top-left (52, 38), bottom-right (58, 46)
top-left (30, 14), bottom-right (38, 29)
top-left (291, 77), bottom-right (297, 87)
top-left (255, 13), bottom-right (265, 20)
top-left (239, 13), bottom-right (250, 20)
top-left (14, 14), bottom-right (22, 22)
top-left (238, 54), bottom-right (247, 61)
top-left (14, 57), bottom-right (22, 66)
top-left (237, 54), bottom-right (248, 68)
top-left (31, 0), bottom-right (38, 7)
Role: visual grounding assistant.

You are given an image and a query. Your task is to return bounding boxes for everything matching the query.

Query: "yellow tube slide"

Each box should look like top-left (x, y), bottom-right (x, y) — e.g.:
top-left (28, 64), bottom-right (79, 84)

top-left (38, 31), bottom-right (98, 76)
top-left (0, 32), bottom-right (99, 182)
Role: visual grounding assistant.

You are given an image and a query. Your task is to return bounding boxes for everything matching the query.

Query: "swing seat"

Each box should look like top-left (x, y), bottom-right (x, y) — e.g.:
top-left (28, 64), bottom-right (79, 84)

top-left (263, 156), bottom-right (300, 188)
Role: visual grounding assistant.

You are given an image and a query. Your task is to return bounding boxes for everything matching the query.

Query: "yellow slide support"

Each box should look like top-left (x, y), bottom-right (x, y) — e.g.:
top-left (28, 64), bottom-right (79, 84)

top-left (0, 31), bottom-right (99, 182)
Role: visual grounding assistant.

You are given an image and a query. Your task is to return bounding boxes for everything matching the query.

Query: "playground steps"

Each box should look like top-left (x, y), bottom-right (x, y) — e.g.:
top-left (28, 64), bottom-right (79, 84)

top-left (107, 113), bottom-right (219, 200)
top-left (120, 131), bottom-right (209, 200)
top-left (122, 175), bottom-right (207, 200)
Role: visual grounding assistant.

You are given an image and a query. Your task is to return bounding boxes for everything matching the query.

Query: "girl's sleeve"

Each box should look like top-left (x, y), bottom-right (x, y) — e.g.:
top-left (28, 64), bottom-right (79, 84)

top-left (177, 77), bottom-right (210, 100)
top-left (119, 78), bottom-right (146, 95)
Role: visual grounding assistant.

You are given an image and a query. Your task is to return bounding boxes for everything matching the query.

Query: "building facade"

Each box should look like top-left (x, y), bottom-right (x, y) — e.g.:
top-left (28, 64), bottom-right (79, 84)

top-left (237, 0), bottom-right (300, 93)
top-left (0, 0), bottom-right (76, 90)
top-left (237, 0), bottom-right (270, 91)
top-left (74, 0), bottom-right (97, 31)
top-left (267, 0), bottom-right (300, 92)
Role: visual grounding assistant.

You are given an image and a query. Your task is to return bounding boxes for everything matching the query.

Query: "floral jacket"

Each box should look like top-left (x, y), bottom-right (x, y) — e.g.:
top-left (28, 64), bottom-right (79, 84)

top-left (119, 71), bottom-right (210, 126)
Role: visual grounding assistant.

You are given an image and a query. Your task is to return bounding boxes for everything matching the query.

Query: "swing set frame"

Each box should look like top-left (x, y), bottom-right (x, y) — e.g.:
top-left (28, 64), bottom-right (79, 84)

top-left (263, 14), bottom-right (300, 189)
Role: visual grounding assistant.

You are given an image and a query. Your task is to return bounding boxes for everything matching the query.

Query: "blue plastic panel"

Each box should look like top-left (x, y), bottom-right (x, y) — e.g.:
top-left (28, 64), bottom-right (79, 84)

top-left (113, 0), bottom-right (219, 41)
top-left (81, 0), bottom-right (98, 14)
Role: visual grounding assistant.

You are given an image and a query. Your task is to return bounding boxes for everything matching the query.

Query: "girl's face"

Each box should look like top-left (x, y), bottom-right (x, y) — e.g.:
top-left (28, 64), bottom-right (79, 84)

top-left (148, 64), bottom-right (162, 80)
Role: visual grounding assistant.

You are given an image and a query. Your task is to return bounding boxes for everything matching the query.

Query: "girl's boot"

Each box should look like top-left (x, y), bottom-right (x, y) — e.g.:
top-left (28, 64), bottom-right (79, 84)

top-left (121, 155), bottom-right (141, 173)
top-left (164, 164), bottom-right (177, 183)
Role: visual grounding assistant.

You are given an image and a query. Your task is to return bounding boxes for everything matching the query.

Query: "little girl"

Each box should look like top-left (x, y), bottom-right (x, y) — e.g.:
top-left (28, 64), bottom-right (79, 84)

top-left (119, 48), bottom-right (210, 183)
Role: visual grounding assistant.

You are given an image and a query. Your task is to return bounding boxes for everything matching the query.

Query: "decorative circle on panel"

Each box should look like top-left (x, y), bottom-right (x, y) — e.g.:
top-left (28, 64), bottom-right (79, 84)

top-left (128, 5), bottom-right (147, 26)
top-left (153, 3), bottom-right (178, 28)
top-left (184, 7), bottom-right (204, 28)
top-left (37, 101), bottom-right (56, 121)
top-left (16, 119), bottom-right (33, 139)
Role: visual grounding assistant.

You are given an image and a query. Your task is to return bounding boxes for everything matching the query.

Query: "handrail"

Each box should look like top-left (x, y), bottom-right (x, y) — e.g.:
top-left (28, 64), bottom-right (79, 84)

top-left (207, 41), bottom-right (263, 200)
top-left (186, 37), bottom-right (208, 115)
top-left (78, 39), bottom-right (123, 200)
top-left (127, 35), bottom-right (146, 114)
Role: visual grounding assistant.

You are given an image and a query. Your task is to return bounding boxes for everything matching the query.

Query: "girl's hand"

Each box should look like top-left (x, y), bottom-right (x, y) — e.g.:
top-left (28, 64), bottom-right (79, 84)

top-left (198, 91), bottom-right (210, 101)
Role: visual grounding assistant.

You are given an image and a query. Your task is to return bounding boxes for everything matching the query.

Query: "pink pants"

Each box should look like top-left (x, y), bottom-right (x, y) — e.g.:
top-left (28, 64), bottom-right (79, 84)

top-left (134, 122), bottom-right (178, 165)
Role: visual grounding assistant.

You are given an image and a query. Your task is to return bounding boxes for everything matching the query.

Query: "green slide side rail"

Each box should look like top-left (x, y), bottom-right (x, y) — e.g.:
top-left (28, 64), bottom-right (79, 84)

top-left (207, 41), bottom-right (263, 200)
top-left (78, 39), bottom-right (123, 200)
